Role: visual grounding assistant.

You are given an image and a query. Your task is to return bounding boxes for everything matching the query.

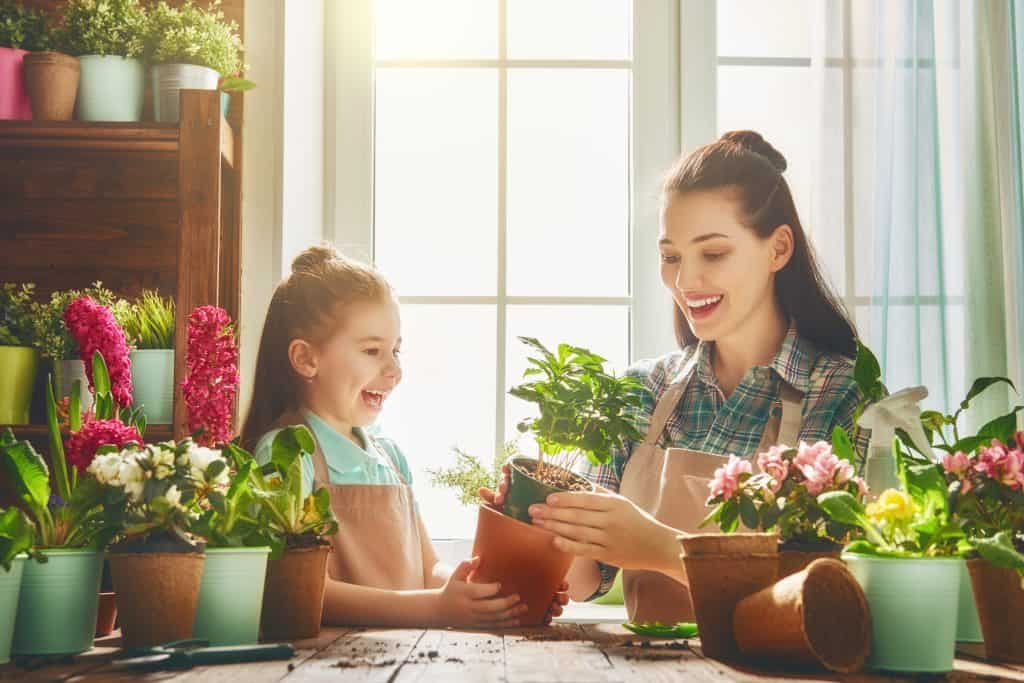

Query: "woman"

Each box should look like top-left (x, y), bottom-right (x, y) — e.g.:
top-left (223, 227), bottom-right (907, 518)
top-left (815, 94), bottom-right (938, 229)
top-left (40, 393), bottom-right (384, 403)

top-left (484, 130), bottom-right (868, 624)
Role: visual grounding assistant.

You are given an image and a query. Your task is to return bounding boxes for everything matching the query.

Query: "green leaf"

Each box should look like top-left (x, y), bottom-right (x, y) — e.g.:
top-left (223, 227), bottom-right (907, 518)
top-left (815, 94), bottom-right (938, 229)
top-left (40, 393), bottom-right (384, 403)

top-left (961, 377), bottom-right (1017, 411)
top-left (622, 621), bottom-right (699, 638)
top-left (44, 376), bottom-right (72, 502)
top-left (831, 426), bottom-right (855, 463)
top-left (719, 498), bottom-right (740, 533)
top-left (68, 381), bottom-right (82, 433)
top-left (205, 459), bottom-right (227, 483)
top-left (0, 428), bottom-right (51, 516)
top-left (817, 491), bottom-right (885, 546)
top-left (271, 426), bottom-right (314, 473)
top-left (0, 507), bottom-right (35, 571)
top-left (977, 407), bottom-right (1024, 445)
top-left (739, 495), bottom-right (759, 529)
top-left (92, 350), bottom-right (111, 397)
top-left (853, 341), bottom-right (883, 399)
top-left (972, 532), bottom-right (1024, 573)
top-left (208, 491), bottom-right (227, 515)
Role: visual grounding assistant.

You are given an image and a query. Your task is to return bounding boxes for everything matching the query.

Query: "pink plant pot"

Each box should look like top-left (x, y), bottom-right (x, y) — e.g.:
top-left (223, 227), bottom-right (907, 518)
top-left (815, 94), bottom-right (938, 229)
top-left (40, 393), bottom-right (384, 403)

top-left (0, 47), bottom-right (33, 120)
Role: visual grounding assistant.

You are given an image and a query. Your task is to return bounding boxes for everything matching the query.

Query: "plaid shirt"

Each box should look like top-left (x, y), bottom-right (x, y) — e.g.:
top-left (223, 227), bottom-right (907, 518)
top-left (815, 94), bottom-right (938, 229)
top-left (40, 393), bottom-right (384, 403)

top-left (580, 325), bottom-right (870, 599)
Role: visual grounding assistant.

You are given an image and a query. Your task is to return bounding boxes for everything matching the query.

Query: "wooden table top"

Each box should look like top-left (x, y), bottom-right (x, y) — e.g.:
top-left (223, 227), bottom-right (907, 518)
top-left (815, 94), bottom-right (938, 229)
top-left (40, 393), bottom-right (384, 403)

top-left (2, 624), bottom-right (1022, 682)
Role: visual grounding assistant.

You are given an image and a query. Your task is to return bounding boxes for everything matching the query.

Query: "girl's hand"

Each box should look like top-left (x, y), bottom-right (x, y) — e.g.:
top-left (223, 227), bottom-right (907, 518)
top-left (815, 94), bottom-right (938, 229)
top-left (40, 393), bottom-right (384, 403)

top-left (478, 463), bottom-right (511, 507)
top-left (436, 557), bottom-right (527, 629)
top-left (529, 491), bottom-right (682, 578)
top-left (544, 581), bottom-right (570, 624)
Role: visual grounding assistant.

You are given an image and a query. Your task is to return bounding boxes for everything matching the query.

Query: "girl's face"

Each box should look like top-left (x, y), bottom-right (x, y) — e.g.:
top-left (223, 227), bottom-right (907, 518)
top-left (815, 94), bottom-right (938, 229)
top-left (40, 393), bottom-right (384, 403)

top-left (295, 298), bottom-right (403, 429)
top-left (658, 189), bottom-right (791, 342)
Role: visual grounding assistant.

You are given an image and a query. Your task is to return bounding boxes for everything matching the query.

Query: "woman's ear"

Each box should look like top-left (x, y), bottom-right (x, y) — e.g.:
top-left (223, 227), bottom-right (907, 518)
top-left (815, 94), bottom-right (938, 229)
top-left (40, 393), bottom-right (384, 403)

top-left (288, 339), bottom-right (318, 381)
top-left (769, 224), bottom-right (795, 273)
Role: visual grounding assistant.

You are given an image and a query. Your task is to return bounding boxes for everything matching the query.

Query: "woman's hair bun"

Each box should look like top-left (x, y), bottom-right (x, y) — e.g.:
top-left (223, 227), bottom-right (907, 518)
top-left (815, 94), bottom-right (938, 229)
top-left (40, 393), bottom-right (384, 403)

top-left (720, 130), bottom-right (787, 173)
top-left (291, 244), bottom-right (340, 274)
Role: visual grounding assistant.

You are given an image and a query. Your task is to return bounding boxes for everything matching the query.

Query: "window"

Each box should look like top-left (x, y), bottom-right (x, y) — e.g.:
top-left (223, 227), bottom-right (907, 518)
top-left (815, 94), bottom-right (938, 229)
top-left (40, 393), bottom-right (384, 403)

top-left (371, 0), bottom-right (646, 539)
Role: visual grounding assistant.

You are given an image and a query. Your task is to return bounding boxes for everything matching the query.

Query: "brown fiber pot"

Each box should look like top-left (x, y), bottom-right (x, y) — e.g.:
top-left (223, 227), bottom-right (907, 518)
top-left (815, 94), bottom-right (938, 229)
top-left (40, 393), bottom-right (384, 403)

top-left (778, 548), bottom-right (843, 579)
top-left (734, 558), bottom-right (871, 672)
top-left (261, 545), bottom-right (330, 641)
top-left (109, 552), bottom-right (205, 649)
top-left (22, 52), bottom-right (79, 121)
top-left (472, 504), bottom-right (573, 626)
top-left (679, 533), bottom-right (778, 661)
top-left (94, 592), bottom-right (117, 637)
top-left (967, 558), bottom-right (1024, 663)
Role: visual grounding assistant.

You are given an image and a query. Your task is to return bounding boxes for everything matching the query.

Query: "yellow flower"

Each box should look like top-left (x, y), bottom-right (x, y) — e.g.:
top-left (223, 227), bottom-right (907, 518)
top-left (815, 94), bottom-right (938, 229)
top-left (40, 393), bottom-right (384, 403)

top-left (866, 489), bottom-right (916, 525)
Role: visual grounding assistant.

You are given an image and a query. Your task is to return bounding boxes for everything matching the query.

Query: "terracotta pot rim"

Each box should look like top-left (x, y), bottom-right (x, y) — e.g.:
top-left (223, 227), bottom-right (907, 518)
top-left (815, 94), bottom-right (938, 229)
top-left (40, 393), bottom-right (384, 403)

top-left (683, 552), bottom-right (779, 561)
top-left (23, 51), bottom-right (79, 64)
top-left (800, 559), bottom-right (871, 672)
top-left (479, 502), bottom-right (561, 539)
top-left (279, 544), bottom-right (331, 555)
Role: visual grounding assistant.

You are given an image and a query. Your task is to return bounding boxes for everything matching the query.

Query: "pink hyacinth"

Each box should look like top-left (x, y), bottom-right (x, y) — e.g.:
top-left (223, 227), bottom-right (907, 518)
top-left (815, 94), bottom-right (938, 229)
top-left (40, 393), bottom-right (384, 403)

top-left (709, 454), bottom-right (752, 500)
top-left (756, 444), bottom-right (790, 492)
top-left (942, 451), bottom-right (971, 476)
top-left (65, 418), bottom-right (142, 474)
top-left (63, 296), bottom-right (133, 408)
top-left (181, 306), bottom-right (239, 447)
top-left (794, 441), bottom-right (854, 496)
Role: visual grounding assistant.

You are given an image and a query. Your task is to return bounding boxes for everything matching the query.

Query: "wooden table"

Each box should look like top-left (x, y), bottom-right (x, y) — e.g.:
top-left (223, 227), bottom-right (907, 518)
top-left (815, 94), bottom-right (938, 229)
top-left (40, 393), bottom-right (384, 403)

top-left (2, 625), bottom-right (1022, 682)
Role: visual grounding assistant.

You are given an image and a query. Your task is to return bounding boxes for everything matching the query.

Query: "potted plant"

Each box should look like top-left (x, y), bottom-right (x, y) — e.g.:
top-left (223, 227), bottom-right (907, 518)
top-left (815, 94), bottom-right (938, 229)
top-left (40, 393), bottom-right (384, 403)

top-left (0, 1), bottom-right (48, 119)
top-left (818, 440), bottom-right (967, 673)
top-left (242, 425), bottom-right (338, 641)
top-left (0, 351), bottom-right (141, 656)
top-left (180, 305), bottom-right (239, 447)
top-left (0, 283), bottom-right (39, 425)
top-left (60, 0), bottom-right (147, 122)
top-left (0, 507), bottom-right (33, 664)
top-left (143, 0), bottom-right (246, 123)
top-left (123, 290), bottom-right (175, 424)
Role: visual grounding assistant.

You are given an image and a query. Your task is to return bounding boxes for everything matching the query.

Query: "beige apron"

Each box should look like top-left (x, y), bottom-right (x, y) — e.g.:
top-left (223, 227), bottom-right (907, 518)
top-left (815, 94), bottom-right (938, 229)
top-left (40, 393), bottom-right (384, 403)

top-left (276, 413), bottom-right (428, 591)
top-left (619, 358), bottom-right (804, 624)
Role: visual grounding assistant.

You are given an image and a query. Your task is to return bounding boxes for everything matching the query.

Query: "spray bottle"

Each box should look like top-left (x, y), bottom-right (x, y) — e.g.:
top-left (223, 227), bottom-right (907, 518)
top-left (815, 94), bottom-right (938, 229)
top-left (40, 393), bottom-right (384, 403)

top-left (857, 386), bottom-right (935, 498)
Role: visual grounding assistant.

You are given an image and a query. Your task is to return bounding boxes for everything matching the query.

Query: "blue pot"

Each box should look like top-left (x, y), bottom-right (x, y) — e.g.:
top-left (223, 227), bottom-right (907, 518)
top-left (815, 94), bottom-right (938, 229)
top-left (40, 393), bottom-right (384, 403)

top-left (130, 349), bottom-right (174, 424)
top-left (76, 55), bottom-right (144, 122)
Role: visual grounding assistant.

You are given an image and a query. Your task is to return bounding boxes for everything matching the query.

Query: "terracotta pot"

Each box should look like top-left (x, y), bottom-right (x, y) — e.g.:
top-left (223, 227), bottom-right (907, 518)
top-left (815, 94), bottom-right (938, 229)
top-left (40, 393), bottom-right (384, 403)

top-left (22, 51), bottom-right (79, 121)
top-left (261, 545), bottom-right (330, 641)
top-left (109, 552), bottom-right (204, 649)
top-left (472, 504), bottom-right (573, 627)
top-left (94, 592), bottom-right (117, 637)
top-left (679, 533), bottom-right (778, 661)
top-left (968, 558), bottom-right (1024, 663)
top-left (503, 457), bottom-right (595, 525)
top-left (734, 558), bottom-right (871, 672)
top-left (777, 547), bottom-right (843, 579)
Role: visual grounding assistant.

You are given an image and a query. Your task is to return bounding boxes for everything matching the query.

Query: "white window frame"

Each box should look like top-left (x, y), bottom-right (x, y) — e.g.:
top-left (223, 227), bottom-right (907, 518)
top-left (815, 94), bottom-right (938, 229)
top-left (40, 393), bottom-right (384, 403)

top-left (325, 0), bottom-right (681, 460)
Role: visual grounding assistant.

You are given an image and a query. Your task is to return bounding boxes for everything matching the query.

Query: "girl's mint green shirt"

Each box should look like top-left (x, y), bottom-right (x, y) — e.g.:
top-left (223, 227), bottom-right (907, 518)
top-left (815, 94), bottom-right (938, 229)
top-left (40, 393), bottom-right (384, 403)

top-left (254, 411), bottom-right (413, 497)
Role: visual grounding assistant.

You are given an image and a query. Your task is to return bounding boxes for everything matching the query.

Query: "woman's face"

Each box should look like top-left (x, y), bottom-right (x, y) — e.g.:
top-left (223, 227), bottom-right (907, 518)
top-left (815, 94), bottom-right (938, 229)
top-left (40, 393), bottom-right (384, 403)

top-left (658, 189), bottom-right (791, 343)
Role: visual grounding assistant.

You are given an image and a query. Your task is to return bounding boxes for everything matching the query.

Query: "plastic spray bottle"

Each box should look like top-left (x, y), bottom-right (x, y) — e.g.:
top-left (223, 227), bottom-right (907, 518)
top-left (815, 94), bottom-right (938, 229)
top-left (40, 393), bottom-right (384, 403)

top-left (857, 386), bottom-right (934, 498)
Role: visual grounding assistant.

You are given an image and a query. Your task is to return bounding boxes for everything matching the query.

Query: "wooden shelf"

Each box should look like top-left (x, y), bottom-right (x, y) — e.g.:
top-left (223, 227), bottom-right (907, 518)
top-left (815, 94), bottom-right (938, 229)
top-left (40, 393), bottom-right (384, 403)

top-left (2, 423), bottom-right (173, 441)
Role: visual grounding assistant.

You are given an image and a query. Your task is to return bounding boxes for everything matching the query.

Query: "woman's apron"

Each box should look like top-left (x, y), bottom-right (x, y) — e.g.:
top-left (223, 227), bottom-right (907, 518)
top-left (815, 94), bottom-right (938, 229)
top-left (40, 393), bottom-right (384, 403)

top-left (275, 413), bottom-right (429, 590)
top-left (618, 359), bottom-right (804, 624)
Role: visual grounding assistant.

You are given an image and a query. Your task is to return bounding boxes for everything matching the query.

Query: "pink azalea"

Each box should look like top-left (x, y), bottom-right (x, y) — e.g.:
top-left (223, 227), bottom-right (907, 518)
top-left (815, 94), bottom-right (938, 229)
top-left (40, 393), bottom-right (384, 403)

top-left (756, 445), bottom-right (790, 492)
top-left (942, 451), bottom-right (971, 476)
top-left (974, 442), bottom-right (1024, 491)
top-left (793, 440), bottom-right (833, 470)
top-left (709, 454), bottom-right (752, 500)
top-left (796, 444), bottom-right (854, 496)
top-left (65, 418), bottom-right (142, 474)
top-left (63, 296), bottom-right (133, 408)
top-left (181, 306), bottom-right (239, 446)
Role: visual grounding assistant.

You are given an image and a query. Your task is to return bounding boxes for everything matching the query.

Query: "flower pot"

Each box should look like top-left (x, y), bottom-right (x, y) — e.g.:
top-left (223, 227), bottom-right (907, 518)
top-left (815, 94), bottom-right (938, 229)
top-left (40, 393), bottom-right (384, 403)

top-left (0, 555), bottom-right (26, 664)
top-left (678, 533), bottom-right (778, 661)
top-left (109, 550), bottom-right (205, 649)
top-left (22, 51), bottom-right (80, 121)
top-left (777, 545), bottom-right (843, 579)
top-left (734, 558), bottom-right (871, 673)
top-left (0, 47), bottom-right (32, 119)
top-left (56, 359), bottom-right (94, 412)
top-left (94, 592), bottom-right (117, 637)
top-left (129, 349), bottom-right (174, 424)
top-left (967, 558), bottom-right (1024, 663)
top-left (193, 547), bottom-right (270, 646)
top-left (152, 63), bottom-right (219, 124)
top-left (0, 346), bottom-right (38, 424)
top-left (843, 552), bottom-right (960, 672)
top-left (504, 457), bottom-right (595, 525)
top-left (221, 91), bottom-right (229, 117)
top-left (472, 503), bottom-right (574, 627)
top-left (76, 55), bottom-right (144, 122)
top-left (261, 545), bottom-right (330, 641)
top-left (956, 558), bottom-right (984, 643)
top-left (12, 548), bottom-right (102, 656)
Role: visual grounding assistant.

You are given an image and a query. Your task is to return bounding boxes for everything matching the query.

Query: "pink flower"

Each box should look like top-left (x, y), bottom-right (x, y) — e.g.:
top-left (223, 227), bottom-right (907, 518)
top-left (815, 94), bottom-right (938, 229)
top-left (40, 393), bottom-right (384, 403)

top-left (63, 296), bottom-right (133, 408)
top-left (794, 441), bottom-right (854, 496)
top-left (853, 476), bottom-right (869, 499)
top-left (942, 451), bottom-right (971, 476)
top-left (793, 440), bottom-right (833, 470)
top-left (181, 306), bottom-right (239, 447)
top-left (709, 455), bottom-right (752, 500)
top-left (65, 418), bottom-right (142, 474)
top-left (974, 442), bottom-right (1024, 491)
top-left (756, 445), bottom-right (790, 492)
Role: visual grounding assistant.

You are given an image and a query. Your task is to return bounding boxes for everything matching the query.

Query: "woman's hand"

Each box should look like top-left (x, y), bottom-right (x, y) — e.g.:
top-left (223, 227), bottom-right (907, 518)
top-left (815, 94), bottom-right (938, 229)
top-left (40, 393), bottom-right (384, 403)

top-left (435, 557), bottom-right (526, 628)
top-left (529, 490), bottom-right (684, 580)
top-left (478, 463), bottom-right (511, 507)
top-left (544, 581), bottom-right (570, 624)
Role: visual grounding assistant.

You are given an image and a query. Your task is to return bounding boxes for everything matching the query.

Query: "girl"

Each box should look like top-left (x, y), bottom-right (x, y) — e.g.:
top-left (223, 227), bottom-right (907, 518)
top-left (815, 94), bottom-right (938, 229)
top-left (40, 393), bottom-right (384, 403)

top-left (484, 131), bottom-right (871, 625)
top-left (242, 245), bottom-right (566, 628)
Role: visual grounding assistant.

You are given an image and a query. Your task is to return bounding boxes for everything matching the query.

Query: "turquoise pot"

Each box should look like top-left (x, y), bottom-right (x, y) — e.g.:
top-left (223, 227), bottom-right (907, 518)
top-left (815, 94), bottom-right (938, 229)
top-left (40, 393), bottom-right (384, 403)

top-left (76, 55), bottom-right (144, 122)
top-left (843, 553), bottom-right (960, 673)
top-left (0, 555), bottom-right (26, 664)
top-left (957, 558), bottom-right (984, 642)
top-left (12, 549), bottom-right (102, 656)
top-left (221, 91), bottom-right (229, 117)
top-left (130, 349), bottom-right (174, 424)
top-left (192, 547), bottom-right (270, 646)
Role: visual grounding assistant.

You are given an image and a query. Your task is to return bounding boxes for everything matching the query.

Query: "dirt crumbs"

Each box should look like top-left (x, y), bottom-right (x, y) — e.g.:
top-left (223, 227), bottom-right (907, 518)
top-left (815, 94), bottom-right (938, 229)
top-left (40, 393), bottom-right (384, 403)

top-left (616, 639), bottom-right (690, 661)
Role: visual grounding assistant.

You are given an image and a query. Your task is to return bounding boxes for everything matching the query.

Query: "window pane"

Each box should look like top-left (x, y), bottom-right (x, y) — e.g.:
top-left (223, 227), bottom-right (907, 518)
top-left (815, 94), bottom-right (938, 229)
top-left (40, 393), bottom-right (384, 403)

top-left (717, 0), bottom-right (812, 58)
top-left (375, 0), bottom-right (498, 59)
top-left (505, 305), bottom-right (630, 445)
top-left (507, 69), bottom-right (630, 297)
top-left (378, 305), bottom-right (497, 540)
top-left (375, 69), bottom-right (498, 296)
top-left (507, 0), bottom-right (631, 60)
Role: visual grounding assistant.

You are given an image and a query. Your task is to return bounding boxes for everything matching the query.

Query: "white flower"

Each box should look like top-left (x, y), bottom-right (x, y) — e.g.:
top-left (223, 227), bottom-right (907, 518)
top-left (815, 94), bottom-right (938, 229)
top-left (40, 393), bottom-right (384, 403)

top-left (88, 453), bottom-right (122, 486)
top-left (118, 458), bottom-right (144, 486)
top-left (125, 480), bottom-right (144, 503)
top-left (187, 445), bottom-right (227, 485)
top-left (164, 485), bottom-right (182, 508)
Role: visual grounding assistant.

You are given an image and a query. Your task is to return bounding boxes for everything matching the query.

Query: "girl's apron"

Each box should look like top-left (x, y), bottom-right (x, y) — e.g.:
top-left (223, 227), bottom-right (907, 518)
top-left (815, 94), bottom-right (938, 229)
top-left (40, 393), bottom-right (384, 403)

top-left (276, 413), bottom-right (429, 590)
top-left (618, 358), bottom-right (804, 624)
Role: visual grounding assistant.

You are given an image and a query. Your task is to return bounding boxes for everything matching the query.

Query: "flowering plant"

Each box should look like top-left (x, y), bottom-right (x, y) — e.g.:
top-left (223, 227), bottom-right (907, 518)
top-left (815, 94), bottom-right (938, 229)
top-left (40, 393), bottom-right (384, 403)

top-left (703, 441), bottom-right (867, 547)
top-left (181, 306), bottom-right (239, 446)
top-left (64, 295), bottom-right (134, 409)
top-left (30, 282), bottom-right (129, 363)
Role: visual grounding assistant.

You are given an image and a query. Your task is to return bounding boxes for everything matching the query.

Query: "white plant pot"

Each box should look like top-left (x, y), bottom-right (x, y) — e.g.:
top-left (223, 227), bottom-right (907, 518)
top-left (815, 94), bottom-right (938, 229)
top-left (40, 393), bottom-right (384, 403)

top-left (152, 63), bottom-right (219, 123)
top-left (56, 359), bottom-right (93, 412)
